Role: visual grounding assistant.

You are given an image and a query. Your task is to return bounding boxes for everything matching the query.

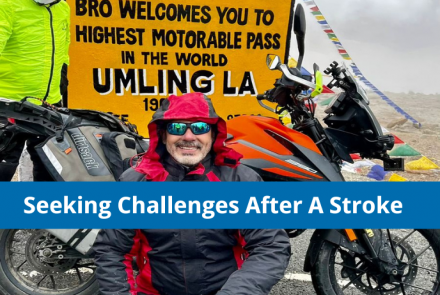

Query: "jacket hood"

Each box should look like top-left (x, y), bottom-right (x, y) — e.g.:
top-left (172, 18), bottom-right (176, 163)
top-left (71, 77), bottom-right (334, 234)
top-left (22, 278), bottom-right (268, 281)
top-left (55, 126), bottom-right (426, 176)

top-left (135, 93), bottom-right (243, 181)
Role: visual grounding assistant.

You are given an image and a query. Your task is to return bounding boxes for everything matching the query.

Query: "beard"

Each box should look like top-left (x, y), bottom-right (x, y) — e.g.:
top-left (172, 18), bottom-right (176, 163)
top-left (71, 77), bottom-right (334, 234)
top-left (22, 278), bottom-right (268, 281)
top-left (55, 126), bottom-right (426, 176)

top-left (167, 140), bottom-right (211, 167)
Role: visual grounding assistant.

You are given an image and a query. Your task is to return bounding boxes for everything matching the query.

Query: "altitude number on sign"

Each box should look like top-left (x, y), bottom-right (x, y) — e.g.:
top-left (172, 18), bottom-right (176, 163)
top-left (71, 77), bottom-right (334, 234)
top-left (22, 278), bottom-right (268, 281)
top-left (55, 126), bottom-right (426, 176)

top-left (144, 98), bottom-right (166, 111)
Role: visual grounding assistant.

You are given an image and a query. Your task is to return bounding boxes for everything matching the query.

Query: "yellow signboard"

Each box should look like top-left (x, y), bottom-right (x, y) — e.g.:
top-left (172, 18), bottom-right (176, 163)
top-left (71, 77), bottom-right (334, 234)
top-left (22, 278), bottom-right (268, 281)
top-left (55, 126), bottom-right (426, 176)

top-left (67, 0), bottom-right (294, 135)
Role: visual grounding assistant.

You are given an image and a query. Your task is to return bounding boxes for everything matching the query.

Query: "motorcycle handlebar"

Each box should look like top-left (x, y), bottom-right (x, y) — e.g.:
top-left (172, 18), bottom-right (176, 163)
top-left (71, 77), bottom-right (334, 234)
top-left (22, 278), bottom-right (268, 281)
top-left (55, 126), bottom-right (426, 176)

top-left (257, 94), bottom-right (266, 100)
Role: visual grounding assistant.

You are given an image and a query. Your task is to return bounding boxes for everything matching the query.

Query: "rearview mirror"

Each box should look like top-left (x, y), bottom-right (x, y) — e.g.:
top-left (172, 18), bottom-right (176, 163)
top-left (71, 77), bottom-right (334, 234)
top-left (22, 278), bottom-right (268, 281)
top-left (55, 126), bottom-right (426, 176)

top-left (266, 54), bottom-right (281, 70)
top-left (294, 4), bottom-right (306, 69)
top-left (294, 4), bottom-right (306, 39)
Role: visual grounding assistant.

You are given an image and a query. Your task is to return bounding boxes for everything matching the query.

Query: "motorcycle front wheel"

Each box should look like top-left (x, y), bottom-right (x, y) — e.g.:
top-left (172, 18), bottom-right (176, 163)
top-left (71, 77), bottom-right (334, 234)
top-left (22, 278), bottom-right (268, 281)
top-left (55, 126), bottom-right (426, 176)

top-left (0, 229), bottom-right (100, 295)
top-left (311, 229), bottom-right (440, 295)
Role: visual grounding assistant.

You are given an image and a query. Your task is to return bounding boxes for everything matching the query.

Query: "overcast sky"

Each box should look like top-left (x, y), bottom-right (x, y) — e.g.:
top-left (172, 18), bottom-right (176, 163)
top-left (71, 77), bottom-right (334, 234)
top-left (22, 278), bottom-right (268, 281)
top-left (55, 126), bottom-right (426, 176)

top-left (289, 0), bottom-right (440, 94)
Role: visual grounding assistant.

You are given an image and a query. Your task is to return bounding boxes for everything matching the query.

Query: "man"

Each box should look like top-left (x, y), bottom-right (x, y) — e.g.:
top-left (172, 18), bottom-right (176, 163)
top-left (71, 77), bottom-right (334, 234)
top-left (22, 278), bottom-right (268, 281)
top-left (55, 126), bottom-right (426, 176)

top-left (93, 93), bottom-right (291, 295)
top-left (119, 92), bottom-right (263, 182)
top-left (0, 0), bottom-right (70, 181)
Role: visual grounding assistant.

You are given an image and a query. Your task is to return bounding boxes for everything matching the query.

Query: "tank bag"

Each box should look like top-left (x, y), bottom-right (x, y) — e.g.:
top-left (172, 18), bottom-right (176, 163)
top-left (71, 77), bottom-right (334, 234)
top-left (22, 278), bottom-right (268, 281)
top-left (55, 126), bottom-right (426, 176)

top-left (36, 127), bottom-right (140, 181)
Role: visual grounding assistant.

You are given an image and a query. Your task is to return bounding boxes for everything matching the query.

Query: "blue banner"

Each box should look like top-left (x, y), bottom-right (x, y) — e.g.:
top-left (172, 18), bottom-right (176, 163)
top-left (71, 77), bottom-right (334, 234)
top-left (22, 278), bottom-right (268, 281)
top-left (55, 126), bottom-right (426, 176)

top-left (0, 182), bottom-right (438, 229)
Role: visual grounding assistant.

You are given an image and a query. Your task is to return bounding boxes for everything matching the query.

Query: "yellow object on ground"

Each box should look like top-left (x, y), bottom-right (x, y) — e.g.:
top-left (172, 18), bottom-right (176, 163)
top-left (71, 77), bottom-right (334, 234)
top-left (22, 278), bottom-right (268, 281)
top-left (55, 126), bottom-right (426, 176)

top-left (405, 156), bottom-right (440, 170)
top-left (388, 174), bottom-right (408, 182)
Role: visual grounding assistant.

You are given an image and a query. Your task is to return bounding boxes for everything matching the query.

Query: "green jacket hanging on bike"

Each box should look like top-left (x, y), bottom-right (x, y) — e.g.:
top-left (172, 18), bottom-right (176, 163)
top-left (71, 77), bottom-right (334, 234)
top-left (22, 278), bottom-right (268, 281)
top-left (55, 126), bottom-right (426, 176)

top-left (0, 0), bottom-right (70, 105)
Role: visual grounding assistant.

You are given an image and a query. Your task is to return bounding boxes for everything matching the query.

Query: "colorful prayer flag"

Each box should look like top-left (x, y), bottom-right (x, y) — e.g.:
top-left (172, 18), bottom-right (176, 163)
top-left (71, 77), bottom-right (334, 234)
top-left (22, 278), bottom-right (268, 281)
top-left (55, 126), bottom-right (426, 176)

top-left (392, 134), bottom-right (405, 144)
top-left (367, 165), bottom-right (389, 181)
top-left (301, 0), bottom-right (421, 127)
top-left (388, 174), bottom-right (407, 182)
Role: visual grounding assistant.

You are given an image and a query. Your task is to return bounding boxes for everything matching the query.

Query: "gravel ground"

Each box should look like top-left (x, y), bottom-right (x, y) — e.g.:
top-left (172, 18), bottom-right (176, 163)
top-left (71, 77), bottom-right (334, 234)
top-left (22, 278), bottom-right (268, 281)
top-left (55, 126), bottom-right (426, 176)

top-left (270, 229), bottom-right (438, 294)
top-left (4, 229), bottom-right (436, 295)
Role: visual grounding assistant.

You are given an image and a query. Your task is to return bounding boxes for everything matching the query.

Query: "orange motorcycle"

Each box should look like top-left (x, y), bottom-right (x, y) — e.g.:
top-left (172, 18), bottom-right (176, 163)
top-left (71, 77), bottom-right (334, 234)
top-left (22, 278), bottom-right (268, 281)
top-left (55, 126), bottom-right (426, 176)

top-left (224, 4), bottom-right (439, 295)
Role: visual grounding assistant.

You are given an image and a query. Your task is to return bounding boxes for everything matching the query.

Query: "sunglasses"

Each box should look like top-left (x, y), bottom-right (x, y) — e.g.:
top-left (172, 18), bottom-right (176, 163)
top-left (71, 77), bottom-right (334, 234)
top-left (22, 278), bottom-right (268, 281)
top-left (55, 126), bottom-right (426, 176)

top-left (166, 122), bottom-right (211, 136)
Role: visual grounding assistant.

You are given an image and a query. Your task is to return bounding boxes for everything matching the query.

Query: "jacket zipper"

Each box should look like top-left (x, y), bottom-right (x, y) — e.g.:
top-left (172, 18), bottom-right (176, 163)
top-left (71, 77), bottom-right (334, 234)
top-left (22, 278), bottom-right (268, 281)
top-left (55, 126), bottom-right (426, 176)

top-left (43, 6), bottom-right (55, 101)
top-left (180, 230), bottom-right (189, 294)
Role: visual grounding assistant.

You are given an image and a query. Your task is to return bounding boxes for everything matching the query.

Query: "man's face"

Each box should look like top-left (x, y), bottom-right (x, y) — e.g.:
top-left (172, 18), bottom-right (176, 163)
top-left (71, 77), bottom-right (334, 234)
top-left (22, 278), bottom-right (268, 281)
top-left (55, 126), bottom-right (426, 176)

top-left (162, 120), bottom-right (213, 166)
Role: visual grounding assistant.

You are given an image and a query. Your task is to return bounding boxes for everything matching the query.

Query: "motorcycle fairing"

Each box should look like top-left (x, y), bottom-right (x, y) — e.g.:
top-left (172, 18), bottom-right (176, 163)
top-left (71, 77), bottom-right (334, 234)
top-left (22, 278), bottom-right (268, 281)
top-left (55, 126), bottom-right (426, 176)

top-left (323, 86), bottom-right (394, 158)
top-left (226, 116), bottom-right (344, 181)
top-left (227, 115), bottom-right (321, 155)
top-left (324, 128), bottom-right (361, 163)
top-left (236, 141), bottom-right (323, 181)
top-left (288, 139), bottom-right (344, 181)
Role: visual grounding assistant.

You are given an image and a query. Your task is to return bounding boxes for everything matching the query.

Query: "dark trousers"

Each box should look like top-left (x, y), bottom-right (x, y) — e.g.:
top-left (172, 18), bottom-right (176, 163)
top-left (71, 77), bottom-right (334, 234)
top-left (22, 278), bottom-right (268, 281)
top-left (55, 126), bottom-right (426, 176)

top-left (0, 117), bottom-right (52, 181)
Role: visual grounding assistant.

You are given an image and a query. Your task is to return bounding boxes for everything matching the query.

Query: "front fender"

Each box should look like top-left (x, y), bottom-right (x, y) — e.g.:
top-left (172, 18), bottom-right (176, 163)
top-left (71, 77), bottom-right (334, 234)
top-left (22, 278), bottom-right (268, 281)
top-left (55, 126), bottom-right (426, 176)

top-left (303, 229), bottom-right (327, 272)
top-left (303, 229), bottom-right (367, 272)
